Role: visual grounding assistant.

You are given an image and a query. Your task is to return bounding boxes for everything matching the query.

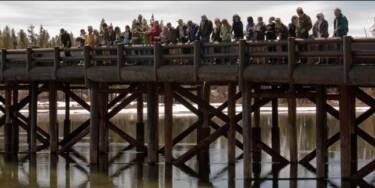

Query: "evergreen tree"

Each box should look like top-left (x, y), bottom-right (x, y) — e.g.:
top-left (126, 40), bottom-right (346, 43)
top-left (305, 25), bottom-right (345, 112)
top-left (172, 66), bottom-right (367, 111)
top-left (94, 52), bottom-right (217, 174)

top-left (27, 25), bottom-right (37, 47)
top-left (18, 29), bottom-right (28, 48)
top-left (38, 25), bottom-right (50, 48)
top-left (2, 26), bottom-right (12, 49)
top-left (11, 29), bottom-right (17, 49)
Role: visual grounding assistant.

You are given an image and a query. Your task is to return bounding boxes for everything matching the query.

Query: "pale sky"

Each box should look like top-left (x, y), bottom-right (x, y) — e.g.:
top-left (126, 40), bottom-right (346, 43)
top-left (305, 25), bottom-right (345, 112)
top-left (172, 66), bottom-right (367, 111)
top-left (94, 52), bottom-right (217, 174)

top-left (0, 1), bottom-right (374, 37)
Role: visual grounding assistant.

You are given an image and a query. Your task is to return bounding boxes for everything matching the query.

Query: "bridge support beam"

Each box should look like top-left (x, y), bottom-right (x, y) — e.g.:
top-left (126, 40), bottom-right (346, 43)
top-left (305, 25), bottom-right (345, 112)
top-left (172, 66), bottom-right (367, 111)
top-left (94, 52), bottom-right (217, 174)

top-left (198, 83), bottom-right (210, 180)
top-left (228, 83), bottom-right (236, 165)
top-left (147, 83), bottom-right (159, 164)
top-left (136, 87), bottom-right (145, 159)
top-left (29, 82), bottom-right (38, 153)
top-left (164, 83), bottom-right (173, 163)
top-left (64, 83), bottom-right (71, 141)
top-left (242, 82), bottom-right (253, 180)
top-left (339, 86), bottom-right (357, 179)
top-left (316, 86), bottom-right (328, 178)
top-left (49, 81), bottom-right (58, 154)
top-left (4, 85), bottom-right (12, 154)
top-left (271, 86), bottom-right (280, 164)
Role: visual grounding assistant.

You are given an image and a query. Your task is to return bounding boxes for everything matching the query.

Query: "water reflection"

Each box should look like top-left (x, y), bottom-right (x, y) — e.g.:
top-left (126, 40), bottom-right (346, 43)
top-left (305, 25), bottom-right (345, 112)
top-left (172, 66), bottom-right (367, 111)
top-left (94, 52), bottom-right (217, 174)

top-left (0, 112), bottom-right (374, 187)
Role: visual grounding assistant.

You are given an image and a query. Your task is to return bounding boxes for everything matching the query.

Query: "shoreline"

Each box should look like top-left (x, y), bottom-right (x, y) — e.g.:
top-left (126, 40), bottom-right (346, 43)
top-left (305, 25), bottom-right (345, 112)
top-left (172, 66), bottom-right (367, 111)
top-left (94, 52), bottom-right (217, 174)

top-left (8, 101), bottom-right (370, 116)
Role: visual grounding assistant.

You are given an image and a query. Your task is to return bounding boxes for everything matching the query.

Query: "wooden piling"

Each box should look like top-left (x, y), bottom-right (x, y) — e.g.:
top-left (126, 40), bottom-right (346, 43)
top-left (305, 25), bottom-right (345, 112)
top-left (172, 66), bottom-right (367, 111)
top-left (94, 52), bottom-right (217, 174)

top-left (339, 86), bottom-right (357, 179)
top-left (90, 82), bottom-right (100, 165)
top-left (316, 86), bottom-right (328, 178)
top-left (288, 85), bottom-right (298, 163)
top-left (164, 83), bottom-right (173, 163)
top-left (98, 84), bottom-right (109, 155)
top-left (253, 85), bottom-right (261, 173)
top-left (49, 81), bottom-right (58, 153)
top-left (198, 83), bottom-right (210, 179)
top-left (147, 83), bottom-right (159, 164)
top-left (4, 85), bottom-right (12, 153)
top-left (29, 82), bottom-right (38, 153)
top-left (228, 83), bottom-right (236, 165)
top-left (136, 90), bottom-right (145, 155)
top-left (12, 86), bottom-right (19, 153)
top-left (242, 82), bottom-right (253, 179)
top-left (64, 83), bottom-right (71, 140)
top-left (271, 86), bottom-right (280, 164)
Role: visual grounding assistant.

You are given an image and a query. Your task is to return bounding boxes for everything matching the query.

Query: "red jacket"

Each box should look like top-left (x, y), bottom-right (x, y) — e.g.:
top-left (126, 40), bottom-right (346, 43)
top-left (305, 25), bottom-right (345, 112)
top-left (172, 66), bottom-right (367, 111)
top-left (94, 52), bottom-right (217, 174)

top-left (149, 25), bottom-right (162, 43)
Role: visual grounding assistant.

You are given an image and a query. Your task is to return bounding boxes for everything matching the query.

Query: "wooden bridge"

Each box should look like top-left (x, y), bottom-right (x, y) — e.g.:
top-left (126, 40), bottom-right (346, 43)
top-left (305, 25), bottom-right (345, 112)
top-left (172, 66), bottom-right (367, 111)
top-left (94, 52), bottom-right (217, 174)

top-left (0, 36), bottom-right (375, 187)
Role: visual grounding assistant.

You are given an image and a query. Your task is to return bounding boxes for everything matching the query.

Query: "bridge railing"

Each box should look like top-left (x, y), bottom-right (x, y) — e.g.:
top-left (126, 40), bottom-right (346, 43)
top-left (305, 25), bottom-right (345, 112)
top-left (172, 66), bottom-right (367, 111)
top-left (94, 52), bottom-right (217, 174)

top-left (1, 36), bottom-right (375, 83)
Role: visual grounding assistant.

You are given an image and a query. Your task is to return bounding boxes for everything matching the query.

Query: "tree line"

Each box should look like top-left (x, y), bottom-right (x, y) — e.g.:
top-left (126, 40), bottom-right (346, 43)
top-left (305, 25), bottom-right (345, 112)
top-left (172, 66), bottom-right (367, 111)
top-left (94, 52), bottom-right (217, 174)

top-left (0, 25), bottom-right (74, 49)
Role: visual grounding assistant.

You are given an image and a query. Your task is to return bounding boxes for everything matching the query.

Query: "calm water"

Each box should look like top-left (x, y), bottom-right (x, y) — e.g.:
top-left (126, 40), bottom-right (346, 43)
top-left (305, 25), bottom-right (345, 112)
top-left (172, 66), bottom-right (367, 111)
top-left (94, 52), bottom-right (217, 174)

top-left (0, 110), bottom-right (374, 188)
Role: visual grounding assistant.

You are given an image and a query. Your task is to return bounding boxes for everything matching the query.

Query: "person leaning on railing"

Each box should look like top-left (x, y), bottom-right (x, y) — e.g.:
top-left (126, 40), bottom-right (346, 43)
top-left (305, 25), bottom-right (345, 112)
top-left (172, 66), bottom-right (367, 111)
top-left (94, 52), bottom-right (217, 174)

top-left (296, 7), bottom-right (312, 63)
top-left (333, 8), bottom-right (348, 38)
top-left (275, 18), bottom-right (289, 64)
top-left (312, 13), bottom-right (329, 64)
top-left (232, 14), bottom-right (244, 41)
top-left (60, 28), bottom-right (72, 57)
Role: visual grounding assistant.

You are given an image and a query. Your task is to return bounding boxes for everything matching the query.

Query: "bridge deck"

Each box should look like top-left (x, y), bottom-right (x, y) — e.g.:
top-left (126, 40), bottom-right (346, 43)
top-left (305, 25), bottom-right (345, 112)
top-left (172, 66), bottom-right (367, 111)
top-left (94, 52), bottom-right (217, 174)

top-left (0, 37), bottom-right (375, 86)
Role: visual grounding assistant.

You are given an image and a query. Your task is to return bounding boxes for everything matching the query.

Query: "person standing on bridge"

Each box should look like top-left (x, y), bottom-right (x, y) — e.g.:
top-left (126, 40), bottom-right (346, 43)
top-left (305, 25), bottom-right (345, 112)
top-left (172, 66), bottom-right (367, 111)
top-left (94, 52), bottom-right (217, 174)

top-left (313, 13), bottom-right (329, 39)
top-left (199, 15), bottom-right (213, 56)
top-left (255, 17), bottom-right (266, 64)
top-left (122, 25), bottom-right (132, 45)
top-left (333, 8), bottom-right (349, 37)
top-left (232, 14), bottom-right (244, 41)
top-left (85, 26), bottom-right (95, 48)
top-left (255, 17), bottom-right (266, 41)
top-left (212, 18), bottom-right (222, 43)
top-left (288, 15), bottom-right (298, 38)
top-left (176, 19), bottom-right (188, 43)
top-left (296, 7), bottom-right (312, 39)
top-left (245, 16), bottom-right (255, 41)
top-left (60, 28), bottom-right (72, 57)
top-left (187, 20), bottom-right (199, 42)
top-left (266, 17), bottom-right (277, 63)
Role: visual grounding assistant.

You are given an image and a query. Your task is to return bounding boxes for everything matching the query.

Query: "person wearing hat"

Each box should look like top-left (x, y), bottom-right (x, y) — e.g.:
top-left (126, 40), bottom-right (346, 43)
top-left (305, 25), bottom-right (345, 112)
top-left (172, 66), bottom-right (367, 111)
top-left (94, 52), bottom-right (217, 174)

top-left (176, 19), bottom-right (188, 43)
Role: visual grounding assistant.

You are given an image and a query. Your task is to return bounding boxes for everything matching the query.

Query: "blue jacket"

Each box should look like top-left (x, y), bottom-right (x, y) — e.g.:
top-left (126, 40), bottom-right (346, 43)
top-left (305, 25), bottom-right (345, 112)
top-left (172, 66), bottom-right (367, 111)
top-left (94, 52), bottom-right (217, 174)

top-left (334, 14), bottom-right (348, 37)
top-left (188, 23), bottom-right (199, 42)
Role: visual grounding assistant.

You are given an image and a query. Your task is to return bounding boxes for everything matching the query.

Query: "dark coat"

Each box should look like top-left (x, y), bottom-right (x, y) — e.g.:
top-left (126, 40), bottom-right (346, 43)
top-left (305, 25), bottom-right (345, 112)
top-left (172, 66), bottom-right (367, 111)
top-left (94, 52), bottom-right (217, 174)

top-left (212, 26), bottom-right (222, 42)
top-left (334, 14), bottom-right (349, 37)
top-left (61, 32), bottom-right (72, 48)
top-left (232, 21), bottom-right (244, 39)
top-left (313, 20), bottom-right (329, 38)
top-left (276, 24), bottom-right (289, 40)
top-left (187, 23), bottom-right (199, 41)
top-left (288, 23), bottom-right (297, 38)
top-left (199, 20), bottom-right (213, 38)
top-left (255, 22), bottom-right (266, 41)
top-left (265, 23), bottom-right (276, 40)
top-left (176, 25), bottom-right (188, 43)
top-left (297, 14), bottom-right (312, 38)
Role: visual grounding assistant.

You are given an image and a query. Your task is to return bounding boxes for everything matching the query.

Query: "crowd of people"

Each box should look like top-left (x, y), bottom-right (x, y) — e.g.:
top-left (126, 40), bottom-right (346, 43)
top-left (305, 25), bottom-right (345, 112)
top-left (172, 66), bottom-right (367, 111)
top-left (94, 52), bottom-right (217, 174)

top-left (60, 7), bottom-right (348, 50)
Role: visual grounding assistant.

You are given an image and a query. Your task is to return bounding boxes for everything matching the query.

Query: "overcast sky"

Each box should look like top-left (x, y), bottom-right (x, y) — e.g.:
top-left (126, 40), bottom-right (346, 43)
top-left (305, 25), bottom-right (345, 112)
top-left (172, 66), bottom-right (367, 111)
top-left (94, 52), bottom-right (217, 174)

top-left (0, 1), bottom-right (374, 37)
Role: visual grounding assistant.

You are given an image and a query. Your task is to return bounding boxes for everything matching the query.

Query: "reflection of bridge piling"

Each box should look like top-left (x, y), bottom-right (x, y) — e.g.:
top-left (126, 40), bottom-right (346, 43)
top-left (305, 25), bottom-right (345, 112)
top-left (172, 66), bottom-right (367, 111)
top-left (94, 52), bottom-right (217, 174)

top-left (0, 36), bottom-right (374, 185)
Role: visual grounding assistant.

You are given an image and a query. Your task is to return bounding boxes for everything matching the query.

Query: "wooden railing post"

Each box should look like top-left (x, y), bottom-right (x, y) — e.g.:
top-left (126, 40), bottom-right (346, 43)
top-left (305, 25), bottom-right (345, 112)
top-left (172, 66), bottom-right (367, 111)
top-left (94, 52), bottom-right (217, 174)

top-left (26, 48), bottom-right (33, 72)
top-left (1, 49), bottom-right (7, 81)
top-left (287, 37), bottom-right (298, 163)
top-left (193, 41), bottom-right (201, 82)
top-left (343, 36), bottom-right (352, 85)
top-left (288, 37), bottom-right (296, 84)
top-left (117, 44), bottom-right (124, 81)
top-left (84, 46), bottom-right (91, 87)
top-left (153, 43), bottom-right (162, 81)
top-left (53, 47), bottom-right (60, 80)
top-left (238, 39), bottom-right (246, 91)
